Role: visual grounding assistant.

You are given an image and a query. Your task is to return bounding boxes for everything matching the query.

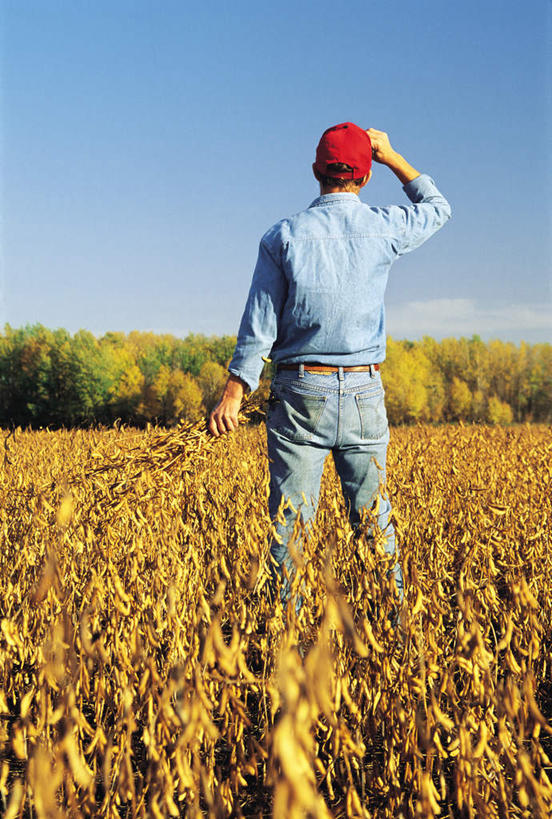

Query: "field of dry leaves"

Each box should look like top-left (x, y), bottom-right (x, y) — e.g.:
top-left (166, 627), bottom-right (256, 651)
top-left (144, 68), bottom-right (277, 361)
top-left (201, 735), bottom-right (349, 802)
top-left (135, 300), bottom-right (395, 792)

top-left (0, 409), bottom-right (551, 818)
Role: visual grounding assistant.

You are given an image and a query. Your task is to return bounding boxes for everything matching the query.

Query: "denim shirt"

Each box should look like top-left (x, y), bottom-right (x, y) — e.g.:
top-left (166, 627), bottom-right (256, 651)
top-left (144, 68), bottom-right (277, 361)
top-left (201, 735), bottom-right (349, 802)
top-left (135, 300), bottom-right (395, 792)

top-left (229, 174), bottom-right (451, 392)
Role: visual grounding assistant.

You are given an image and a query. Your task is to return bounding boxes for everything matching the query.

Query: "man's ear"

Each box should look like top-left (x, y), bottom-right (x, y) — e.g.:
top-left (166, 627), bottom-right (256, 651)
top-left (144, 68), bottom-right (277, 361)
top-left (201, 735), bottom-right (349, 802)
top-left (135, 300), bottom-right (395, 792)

top-left (360, 170), bottom-right (372, 188)
top-left (312, 163), bottom-right (322, 182)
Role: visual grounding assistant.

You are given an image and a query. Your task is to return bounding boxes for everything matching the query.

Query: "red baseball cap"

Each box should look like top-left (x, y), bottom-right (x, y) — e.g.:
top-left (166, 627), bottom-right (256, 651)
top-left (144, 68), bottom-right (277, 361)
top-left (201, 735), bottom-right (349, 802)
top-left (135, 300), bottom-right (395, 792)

top-left (314, 122), bottom-right (372, 179)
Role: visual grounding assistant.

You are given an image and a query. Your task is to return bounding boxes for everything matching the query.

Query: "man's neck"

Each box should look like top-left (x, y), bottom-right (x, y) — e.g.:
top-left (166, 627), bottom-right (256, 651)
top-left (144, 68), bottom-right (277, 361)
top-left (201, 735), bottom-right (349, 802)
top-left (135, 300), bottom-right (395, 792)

top-left (319, 186), bottom-right (360, 196)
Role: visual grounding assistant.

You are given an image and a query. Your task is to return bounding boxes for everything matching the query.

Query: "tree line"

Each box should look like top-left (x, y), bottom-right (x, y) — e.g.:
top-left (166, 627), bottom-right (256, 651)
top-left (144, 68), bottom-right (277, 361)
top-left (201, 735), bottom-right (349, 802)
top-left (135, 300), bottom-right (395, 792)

top-left (0, 325), bottom-right (550, 427)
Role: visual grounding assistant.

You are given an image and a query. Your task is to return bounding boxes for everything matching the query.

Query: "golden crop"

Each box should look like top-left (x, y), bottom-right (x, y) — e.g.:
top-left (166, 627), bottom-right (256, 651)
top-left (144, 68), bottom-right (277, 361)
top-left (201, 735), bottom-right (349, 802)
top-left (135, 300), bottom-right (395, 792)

top-left (0, 410), bottom-right (550, 818)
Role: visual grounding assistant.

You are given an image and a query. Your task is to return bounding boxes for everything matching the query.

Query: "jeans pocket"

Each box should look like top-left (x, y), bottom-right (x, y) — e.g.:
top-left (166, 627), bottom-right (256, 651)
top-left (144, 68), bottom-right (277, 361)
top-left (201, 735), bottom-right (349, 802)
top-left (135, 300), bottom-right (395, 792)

top-left (355, 389), bottom-right (388, 439)
top-left (268, 385), bottom-right (327, 441)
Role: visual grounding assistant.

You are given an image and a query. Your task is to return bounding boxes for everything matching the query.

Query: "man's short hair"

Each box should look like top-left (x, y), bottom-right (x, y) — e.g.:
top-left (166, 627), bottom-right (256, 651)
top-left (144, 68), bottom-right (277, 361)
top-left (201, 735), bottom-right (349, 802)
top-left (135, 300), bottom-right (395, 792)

top-left (319, 163), bottom-right (366, 190)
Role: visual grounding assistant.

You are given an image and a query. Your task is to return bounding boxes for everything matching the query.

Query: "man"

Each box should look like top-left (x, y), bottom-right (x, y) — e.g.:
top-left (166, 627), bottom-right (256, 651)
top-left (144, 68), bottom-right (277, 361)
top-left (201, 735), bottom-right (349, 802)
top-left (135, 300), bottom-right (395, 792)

top-left (209, 123), bottom-right (451, 611)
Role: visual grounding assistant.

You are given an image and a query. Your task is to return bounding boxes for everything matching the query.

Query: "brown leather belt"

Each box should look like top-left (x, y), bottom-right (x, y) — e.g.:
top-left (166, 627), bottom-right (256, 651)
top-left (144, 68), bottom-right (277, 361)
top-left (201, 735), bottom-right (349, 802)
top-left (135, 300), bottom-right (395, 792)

top-left (277, 363), bottom-right (380, 373)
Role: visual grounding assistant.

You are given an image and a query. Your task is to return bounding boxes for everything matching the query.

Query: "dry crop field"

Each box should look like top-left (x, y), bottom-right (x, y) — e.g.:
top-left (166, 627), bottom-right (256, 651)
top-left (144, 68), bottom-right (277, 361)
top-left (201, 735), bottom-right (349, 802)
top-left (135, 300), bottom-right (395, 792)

top-left (0, 411), bottom-right (551, 818)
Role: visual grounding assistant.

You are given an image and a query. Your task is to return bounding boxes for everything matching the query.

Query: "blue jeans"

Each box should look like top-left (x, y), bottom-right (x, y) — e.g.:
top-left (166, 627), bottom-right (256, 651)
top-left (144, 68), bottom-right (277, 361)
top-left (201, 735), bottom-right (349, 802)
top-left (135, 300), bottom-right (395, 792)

top-left (265, 365), bottom-right (403, 609)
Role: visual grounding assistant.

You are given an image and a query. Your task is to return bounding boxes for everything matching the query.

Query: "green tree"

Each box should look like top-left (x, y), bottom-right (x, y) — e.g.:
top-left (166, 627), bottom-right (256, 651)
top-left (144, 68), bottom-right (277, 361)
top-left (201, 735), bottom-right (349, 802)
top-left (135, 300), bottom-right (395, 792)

top-left (45, 329), bottom-right (113, 425)
top-left (0, 325), bottom-right (54, 425)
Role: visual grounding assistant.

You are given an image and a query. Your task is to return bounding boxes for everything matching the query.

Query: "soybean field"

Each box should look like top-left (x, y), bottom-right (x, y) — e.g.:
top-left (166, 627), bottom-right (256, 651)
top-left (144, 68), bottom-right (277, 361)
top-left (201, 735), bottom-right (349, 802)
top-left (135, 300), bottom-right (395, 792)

top-left (0, 414), bottom-right (551, 818)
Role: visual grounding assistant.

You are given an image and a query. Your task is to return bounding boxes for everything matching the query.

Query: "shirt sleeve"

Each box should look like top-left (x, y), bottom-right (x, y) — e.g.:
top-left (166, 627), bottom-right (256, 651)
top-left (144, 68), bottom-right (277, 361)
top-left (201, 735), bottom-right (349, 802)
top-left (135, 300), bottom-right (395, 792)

top-left (228, 232), bottom-right (288, 393)
top-left (394, 174), bottom-right (452, 256)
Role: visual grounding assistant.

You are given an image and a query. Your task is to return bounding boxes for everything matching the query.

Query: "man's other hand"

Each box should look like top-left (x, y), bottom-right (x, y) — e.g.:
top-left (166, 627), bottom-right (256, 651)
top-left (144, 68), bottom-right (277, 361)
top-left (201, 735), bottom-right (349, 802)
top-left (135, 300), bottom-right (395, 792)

top-left (208, 374), bottom-right (246, 437)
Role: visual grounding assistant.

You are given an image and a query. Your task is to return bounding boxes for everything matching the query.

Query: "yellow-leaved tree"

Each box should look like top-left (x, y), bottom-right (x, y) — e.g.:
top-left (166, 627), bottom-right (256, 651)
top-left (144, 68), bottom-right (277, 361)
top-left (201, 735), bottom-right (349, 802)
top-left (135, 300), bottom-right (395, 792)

top-left (165, 370), bottom-right (204, 424)
top-left (383, 338), bottom-right (441, 424)
top-left (449, 376), bottom-right (472, 421)
top-left (487, 395), bottom-right (513, 425)
top-left (138, 364), bottom-right (171, 421)
top-left (105, 344), bottom-right (145, 419)
top-left (197, 361), bottom-right (227, 412)
top-left (139, 366), bottom-right (204, 424)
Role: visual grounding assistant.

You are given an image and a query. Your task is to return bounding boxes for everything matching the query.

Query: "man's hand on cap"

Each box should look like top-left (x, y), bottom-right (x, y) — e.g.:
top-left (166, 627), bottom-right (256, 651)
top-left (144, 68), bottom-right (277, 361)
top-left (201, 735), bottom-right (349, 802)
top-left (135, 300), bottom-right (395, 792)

top-left (366, 129), bottom-right (420, 185)
top-left (366, 129), bottom-right (396, 165)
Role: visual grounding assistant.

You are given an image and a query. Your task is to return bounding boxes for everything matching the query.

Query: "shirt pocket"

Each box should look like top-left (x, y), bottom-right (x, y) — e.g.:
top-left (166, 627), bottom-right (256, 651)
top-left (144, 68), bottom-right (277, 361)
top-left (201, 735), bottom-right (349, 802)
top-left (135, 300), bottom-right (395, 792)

top-left (268, 385), bottom-right (327, 442)
top-left (355, 388), bottom-right (388, 439)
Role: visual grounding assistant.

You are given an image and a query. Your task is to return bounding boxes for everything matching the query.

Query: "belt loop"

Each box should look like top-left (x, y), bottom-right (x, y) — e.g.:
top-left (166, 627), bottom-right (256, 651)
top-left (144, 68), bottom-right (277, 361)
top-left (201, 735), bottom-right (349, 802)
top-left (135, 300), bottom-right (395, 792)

top-left (338, 366), bottom-right (344, 382)
top-left (370, 364), bottom-right (375, 379)
top-left (298, 363), bottom-right (305, 378)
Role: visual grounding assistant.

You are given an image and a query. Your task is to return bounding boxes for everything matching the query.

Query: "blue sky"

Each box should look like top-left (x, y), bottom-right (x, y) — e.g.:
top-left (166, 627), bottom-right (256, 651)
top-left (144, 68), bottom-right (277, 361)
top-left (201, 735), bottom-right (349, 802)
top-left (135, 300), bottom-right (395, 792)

top-left (2, 0), bottom-right (551, 342)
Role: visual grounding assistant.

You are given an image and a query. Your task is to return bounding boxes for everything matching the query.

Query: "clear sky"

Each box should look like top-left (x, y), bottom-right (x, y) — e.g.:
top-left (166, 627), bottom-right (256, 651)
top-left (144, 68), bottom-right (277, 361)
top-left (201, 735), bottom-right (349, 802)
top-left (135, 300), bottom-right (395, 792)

top-left (2, 0), bottom-right (551, 343)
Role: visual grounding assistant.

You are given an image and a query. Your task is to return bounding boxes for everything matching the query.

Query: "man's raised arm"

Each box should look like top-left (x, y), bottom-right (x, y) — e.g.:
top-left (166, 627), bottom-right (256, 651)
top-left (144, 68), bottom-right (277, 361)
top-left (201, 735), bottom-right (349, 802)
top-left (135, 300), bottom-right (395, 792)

top-left (367, 127), bottom-right (452, 255)
top-left (367, 128), bottom-right (421, 184)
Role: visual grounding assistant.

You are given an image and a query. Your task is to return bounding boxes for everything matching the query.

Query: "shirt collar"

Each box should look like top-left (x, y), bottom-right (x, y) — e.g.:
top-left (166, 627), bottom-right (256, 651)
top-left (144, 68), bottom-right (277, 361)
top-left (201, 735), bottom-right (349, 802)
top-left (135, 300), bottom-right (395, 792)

top-left (308, 192), bottom-right (360, 208)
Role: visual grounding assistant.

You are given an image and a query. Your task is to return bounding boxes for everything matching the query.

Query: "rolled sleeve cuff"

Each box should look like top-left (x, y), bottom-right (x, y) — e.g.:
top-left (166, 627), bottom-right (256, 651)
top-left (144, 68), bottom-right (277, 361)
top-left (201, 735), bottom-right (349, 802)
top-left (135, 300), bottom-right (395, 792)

top-left (402, 173), bottom-right (440, 203)
top-left (228, 366), bottom-right (258, 394)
